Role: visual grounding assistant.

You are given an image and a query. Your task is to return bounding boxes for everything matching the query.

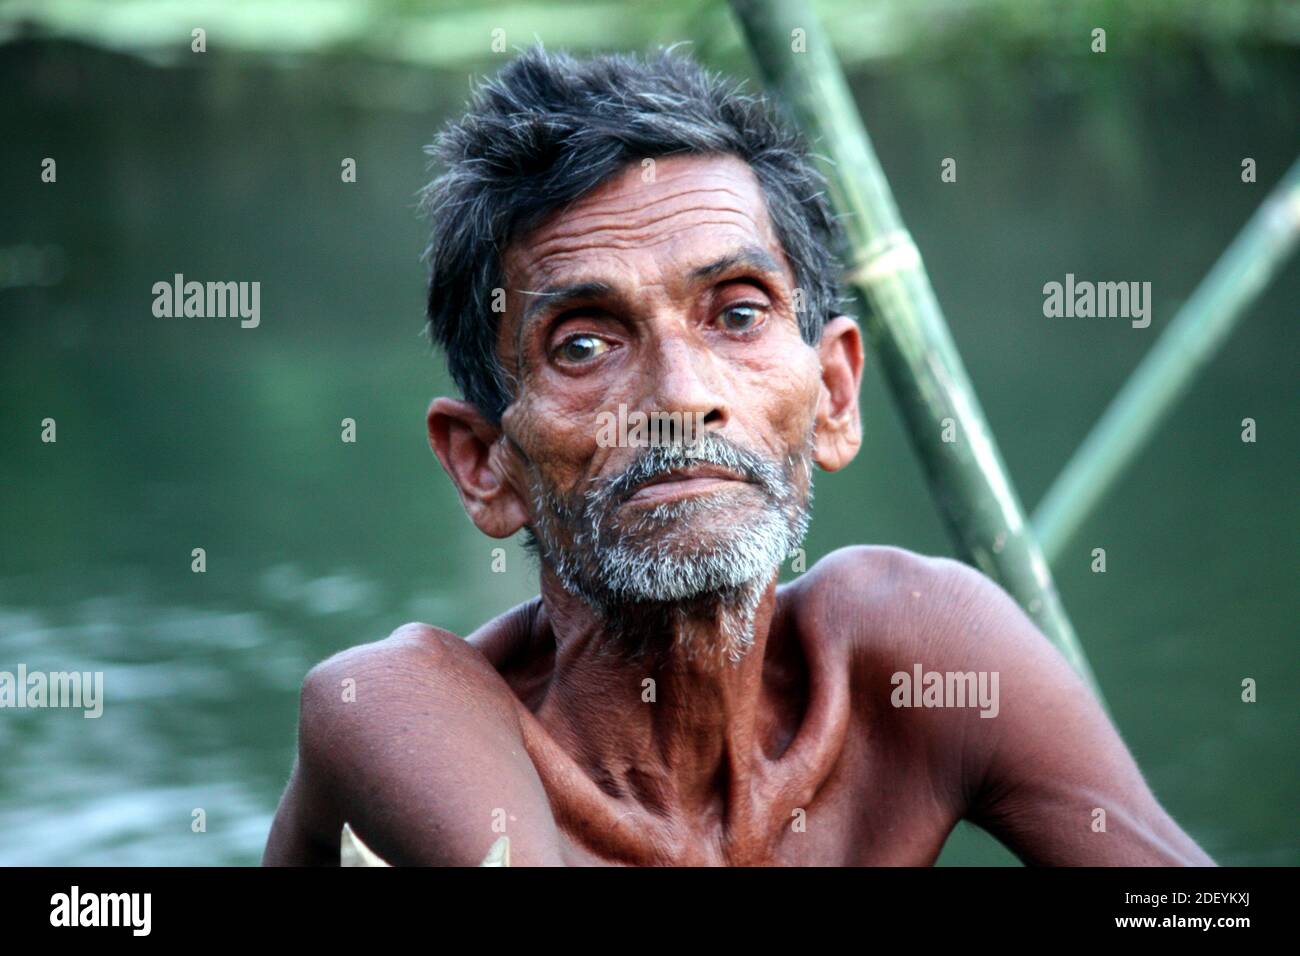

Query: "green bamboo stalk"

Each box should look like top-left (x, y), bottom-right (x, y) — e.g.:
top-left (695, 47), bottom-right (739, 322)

top-left (1033, 157), bottom-right (1300, 563)
top-left (728, 0), bottom-right (1104, 701)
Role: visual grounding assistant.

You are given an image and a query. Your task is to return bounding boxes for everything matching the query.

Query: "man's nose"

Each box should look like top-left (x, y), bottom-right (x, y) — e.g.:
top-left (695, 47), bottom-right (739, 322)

top-left (646, 337), bottom-right (728, 431)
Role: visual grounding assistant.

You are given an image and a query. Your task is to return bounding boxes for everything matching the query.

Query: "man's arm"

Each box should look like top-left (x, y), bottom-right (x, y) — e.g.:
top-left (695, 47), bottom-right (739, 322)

top-left (263, 623), bottom-right (566, 866)
top-left (923, 558), bottom-right (1216, 866)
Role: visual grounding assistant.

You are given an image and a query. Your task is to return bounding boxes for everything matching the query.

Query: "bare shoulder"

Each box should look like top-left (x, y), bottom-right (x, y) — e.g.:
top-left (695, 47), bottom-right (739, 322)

top-left (302, 621), bottom-right (511, 710)
top-left (803, 546), bottom-right (1094, 684)
top-left (791, 544), bottom-right (1001, 654)
top-left (299, 624), bottom-right (527, 749)
top-left (790, 546), bottom-right (1033, 782)
top-left (791, 543), bottom-right (1087, 705)
top-left (796, 543), bottom-right (972, 602)
top-left (296, 621), bottom-right (529, 786)
top-left (265, 621), bottom-right (560, 866)
top-left (793, 546), bottom-right (1211, 863)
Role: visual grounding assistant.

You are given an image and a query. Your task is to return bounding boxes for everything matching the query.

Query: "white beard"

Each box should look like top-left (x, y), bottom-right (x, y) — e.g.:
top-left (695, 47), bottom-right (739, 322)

top-left (526, 432), bottom-right (814, 663)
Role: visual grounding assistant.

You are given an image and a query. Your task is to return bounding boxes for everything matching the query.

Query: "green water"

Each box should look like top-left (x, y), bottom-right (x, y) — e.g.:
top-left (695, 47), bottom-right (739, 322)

top-left (1, 43), bottom-right (1296, 865)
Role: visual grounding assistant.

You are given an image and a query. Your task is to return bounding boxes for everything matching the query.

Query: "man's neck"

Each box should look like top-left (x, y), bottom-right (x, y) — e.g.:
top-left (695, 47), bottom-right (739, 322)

top-left (534, 564), bottom-right (786, 822)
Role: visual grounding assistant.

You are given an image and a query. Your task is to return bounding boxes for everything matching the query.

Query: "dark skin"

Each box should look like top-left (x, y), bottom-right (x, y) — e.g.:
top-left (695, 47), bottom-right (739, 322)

top-left (263, 155), bottom-right (1214, 866)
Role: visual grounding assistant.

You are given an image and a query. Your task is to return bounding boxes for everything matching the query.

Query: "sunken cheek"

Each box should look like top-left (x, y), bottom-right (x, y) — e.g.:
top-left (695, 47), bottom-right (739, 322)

top-left (500, 368), bottom-right (607, 492)
top-left (733, 349), bottom-right (821, 454)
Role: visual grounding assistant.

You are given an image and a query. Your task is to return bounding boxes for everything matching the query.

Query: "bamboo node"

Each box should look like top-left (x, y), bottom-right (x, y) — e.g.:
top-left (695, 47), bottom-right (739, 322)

top-left (843, 230), bottom-right (921, 287)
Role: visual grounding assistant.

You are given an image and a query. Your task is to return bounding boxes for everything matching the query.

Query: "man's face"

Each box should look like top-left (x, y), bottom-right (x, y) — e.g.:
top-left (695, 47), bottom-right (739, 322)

top-left (497, 154), bottom-right (829, 608)
top-left (429, 153), bottom-right (863, 618)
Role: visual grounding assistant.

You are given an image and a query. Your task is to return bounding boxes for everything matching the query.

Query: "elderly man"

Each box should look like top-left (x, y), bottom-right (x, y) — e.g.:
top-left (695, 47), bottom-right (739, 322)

top-left (263, 47), bottom-right (1213, 867)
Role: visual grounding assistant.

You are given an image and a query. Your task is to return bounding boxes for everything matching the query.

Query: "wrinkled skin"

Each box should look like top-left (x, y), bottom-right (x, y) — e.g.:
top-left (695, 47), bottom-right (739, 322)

top-left (264, 156), bottom-right (1214, 866)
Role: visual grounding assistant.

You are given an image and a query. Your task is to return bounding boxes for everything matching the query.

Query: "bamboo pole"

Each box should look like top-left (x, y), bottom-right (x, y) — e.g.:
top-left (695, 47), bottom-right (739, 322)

top-left (728, 0), bottom-right (1105, 701)
top-left (1033, 157), bottom-right (1300, 563)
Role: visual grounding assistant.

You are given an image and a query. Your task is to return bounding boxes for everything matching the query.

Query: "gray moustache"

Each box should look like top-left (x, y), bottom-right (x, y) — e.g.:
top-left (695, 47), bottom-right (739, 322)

top-left (594, 434), bottom-right (785, 507)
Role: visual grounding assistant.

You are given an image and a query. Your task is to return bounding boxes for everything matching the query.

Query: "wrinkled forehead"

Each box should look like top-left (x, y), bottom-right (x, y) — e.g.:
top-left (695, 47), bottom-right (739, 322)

top-left (496, 156), bottom-right (790, 358)
top-left (501, 153), bottom-right (791, 302)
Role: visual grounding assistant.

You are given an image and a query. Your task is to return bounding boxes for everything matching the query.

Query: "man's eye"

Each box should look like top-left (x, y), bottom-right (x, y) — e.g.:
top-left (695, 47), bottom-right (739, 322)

top-left (555, 334), bottom-right (609, 363)
top-left (717, 304), bottom-right (764, 333)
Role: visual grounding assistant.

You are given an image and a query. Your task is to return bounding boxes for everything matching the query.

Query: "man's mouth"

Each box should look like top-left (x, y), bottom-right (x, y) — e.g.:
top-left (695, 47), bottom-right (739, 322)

top-left (624, 465), bottom-right (750, 505)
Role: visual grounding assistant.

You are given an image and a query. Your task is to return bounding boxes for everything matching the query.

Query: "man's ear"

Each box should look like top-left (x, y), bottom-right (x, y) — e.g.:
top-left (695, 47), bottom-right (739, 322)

top-left (427, 397), bottom-right (530, 538)
top-left (813, 315), bottom-right (865, 472)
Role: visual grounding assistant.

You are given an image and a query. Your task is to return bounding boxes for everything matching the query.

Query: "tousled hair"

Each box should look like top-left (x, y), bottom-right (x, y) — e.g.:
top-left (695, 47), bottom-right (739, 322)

top-left (420, 44), bottom-right (846, 422)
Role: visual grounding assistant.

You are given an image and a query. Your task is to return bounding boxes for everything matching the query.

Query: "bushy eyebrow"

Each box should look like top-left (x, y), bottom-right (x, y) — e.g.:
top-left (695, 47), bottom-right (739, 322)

top-left (511, 243), bottom-right (787, 370)
top-left (520, 281), bottom-right (614, 327)
top-left (517, 243), bottom-right (784, 329)
top-left (689, 244), bottom-right (783, 282)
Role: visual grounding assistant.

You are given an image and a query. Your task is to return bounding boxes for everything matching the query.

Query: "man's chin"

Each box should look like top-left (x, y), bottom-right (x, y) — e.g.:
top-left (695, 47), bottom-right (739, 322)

top-left (601, 560), bottom-right (777, 608)
top-left (613, 524), bottom-right (767, 568)
top-left (597, 516), bottom-right (797, 605)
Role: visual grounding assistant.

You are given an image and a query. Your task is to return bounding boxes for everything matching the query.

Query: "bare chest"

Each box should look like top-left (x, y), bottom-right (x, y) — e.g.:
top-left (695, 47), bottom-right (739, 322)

top-left (524, 715), bottom-right (959, 867)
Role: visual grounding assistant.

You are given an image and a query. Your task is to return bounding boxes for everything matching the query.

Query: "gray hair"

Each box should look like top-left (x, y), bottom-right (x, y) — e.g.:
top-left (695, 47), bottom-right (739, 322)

top-left (420, 44), bottom-right (846, 422)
